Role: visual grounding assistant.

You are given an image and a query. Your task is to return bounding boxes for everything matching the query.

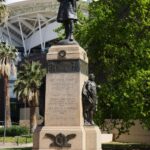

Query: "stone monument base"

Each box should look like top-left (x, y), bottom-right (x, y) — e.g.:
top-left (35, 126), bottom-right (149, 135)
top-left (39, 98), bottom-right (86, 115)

top-left (33, 45), bottom-right (102, 150)
top-left (84, 126), bottom-right (102, 150)
top-left (33, 126), bottom-right (101, 150)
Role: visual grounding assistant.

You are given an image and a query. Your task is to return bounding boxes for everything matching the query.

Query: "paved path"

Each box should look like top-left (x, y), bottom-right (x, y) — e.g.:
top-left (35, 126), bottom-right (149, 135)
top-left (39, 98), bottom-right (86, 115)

top-left (0, 143), bottom-right (33, 149)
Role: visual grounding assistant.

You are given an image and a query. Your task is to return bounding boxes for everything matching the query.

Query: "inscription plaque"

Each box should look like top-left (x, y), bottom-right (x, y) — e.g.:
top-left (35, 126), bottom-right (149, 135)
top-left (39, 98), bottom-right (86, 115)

top-left (47, 60), bottom-right (88, 75)
top-left (45, 74), bottom-right (82, 126)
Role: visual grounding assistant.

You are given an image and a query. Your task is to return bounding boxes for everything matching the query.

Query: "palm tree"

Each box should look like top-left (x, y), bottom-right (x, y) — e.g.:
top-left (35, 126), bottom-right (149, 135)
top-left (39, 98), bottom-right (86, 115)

top-left (0, 0), bottom-right (9, 23)
top-left (0, 42), bottom-right (17, 128)
top-left (14, 61), bottom-right (46, 132)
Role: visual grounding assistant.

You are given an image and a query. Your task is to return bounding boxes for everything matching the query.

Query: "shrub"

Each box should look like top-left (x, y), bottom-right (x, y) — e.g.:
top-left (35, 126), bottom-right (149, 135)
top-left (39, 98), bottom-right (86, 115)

top-left (0, 126), bottom-right (29, 136)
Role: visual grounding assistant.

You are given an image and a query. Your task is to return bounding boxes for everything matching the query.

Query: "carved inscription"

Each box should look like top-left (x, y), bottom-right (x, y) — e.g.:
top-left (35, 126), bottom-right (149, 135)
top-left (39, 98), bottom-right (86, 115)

top-left (45, 74), bottom-right (80, 125)
top-left (47, 60), bottom-right (88, 75)
top-left (80, 60), bottom-right (88, 75)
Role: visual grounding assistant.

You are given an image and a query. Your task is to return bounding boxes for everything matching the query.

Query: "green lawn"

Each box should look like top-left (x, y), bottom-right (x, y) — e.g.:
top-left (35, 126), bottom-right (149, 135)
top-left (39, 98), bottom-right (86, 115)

top-left (0, 137), bottom-right (32, 144)
top-left (0, 142), bottom-right (150, 150)
top-left (102, 142), bottom-right (150, 150)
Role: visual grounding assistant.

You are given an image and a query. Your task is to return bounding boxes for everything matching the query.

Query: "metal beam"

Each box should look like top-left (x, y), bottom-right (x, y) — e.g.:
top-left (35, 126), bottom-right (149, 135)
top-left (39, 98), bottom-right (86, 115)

top-left (2, 33), bottom-right (22, 46)
top-left (8, 9), bottom-right (56, 21)
top-left (27, 16), bottom-right (56, 38)
top-left (9, 17), bottom-right (37, 24)
top-left (37, 14), bottom-right (44, 51)
top-left (7, 22), bottom-right (27, 39)
top-left (5, 23), bottom-right (13, 45)
top-left (2, 28), bottom-right (22, 46)
top-left (18, 18), bottom-right (27, 55)
top-left (27, 19), bottom-right (38, 37)
top-left (0, 27), bottom-right (5, 42)
top-left (38, 14), bottom-right (48, 23)
top-left (20, 19), bottom-right (34, 31)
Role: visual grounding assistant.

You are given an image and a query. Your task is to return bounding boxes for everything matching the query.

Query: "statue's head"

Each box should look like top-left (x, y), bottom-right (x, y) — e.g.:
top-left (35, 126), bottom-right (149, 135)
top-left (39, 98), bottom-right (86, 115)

top-left (89, 73), bottom-right (95, 81)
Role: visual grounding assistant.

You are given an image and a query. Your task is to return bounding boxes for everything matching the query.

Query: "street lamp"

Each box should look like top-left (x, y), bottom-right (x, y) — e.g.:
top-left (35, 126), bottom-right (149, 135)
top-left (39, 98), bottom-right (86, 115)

top-left (3, 87), bottom-right (7, 144)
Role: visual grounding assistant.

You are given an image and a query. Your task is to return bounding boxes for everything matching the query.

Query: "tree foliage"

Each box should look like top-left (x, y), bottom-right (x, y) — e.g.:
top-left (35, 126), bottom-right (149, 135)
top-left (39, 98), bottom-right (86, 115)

top-left (0, 0), bottom-right (8, 23)
top-left (75, 0), bottom-right (150, 137)
top-left (0, 42), bottom-right (17, 77)
top-left (14, 61), bottom-right (46, 132)
top-left (14, 61), bottom-right (46, 107)
top-left (0, 42), bottom-right (17, 128)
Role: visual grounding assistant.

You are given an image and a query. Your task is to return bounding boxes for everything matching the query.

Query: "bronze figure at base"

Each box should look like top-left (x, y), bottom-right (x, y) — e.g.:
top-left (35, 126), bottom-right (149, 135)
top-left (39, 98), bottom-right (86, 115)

top-left (82, 74), bottom-right (100, 126)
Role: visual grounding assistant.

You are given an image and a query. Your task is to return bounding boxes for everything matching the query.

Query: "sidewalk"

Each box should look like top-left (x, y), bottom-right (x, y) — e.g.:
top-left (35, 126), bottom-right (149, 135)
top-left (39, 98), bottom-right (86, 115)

top-left (0, 142), bottom-right (33, 149)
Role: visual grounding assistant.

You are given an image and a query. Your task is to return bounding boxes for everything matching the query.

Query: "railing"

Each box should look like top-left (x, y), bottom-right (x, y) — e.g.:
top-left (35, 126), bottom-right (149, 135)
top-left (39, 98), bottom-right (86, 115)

top-left (0, 121), bottom-right (19, 126)
top-left (15, 134), bottom-right (32, 145)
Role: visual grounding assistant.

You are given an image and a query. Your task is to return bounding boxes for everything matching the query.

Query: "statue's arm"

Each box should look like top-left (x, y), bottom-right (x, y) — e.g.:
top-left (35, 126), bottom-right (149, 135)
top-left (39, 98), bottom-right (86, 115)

top-left (87, 82), bottom-right (93, 96)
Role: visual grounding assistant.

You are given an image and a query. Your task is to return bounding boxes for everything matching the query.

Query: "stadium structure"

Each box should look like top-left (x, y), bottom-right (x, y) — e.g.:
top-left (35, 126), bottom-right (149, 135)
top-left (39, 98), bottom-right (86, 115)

top-left (0, 0), bottom-right (87, 123)
top-left (0, 0), bottom-right (60, 123)
top-left (0, 0), bottom-right (60, 55)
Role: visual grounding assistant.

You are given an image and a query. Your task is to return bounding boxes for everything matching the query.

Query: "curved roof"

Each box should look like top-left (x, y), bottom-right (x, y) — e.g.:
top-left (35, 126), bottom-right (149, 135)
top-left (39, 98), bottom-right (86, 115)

top-left (0, 0), bottom-right (59, 54)
top-left (1, 0), bottom-right (87, 55)
top-left (7, 0), bottom-right (58, 18)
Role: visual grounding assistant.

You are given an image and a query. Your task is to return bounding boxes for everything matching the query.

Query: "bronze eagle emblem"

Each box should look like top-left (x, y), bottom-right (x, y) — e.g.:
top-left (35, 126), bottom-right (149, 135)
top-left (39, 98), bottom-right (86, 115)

top-left (45, 133), bottom-right (76, 148)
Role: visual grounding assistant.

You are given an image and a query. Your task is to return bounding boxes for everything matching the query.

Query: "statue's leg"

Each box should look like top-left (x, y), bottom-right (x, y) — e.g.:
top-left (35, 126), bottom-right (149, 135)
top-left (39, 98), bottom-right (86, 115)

top-left (90, 110), bottom-right (94, 125)
top-left (87, 104), bottom-right (92, 124)
top-left (89, 105), bottom-right (95, 125)
top-left (83, 103), bottom-right (88, 124)
top-left (63, 21), bottom-right (69, 39)
top-left (69, 19), bottom-right (74, 41)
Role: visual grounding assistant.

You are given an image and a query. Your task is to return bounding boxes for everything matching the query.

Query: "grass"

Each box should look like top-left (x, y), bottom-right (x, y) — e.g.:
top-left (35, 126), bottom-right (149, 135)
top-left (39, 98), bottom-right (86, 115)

top-left (102, 142), bottom-right (150, 149)
top-left (0, 141), bottom-right (150, 150)
top-left (0, 136), bottom-right (32, 144)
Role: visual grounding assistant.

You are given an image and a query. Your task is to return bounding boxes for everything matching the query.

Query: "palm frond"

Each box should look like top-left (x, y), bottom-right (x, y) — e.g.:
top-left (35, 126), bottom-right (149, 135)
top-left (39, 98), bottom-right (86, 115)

top-left (0, 42), bottom-right (17, 77)
top-left (14, 61), bottom-right (46, 106)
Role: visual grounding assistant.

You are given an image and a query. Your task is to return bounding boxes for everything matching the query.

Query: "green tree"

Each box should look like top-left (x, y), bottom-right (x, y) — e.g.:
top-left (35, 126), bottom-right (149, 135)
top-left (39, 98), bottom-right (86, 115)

top-left (0, 42), bottom-right (17, 127)
top-left (0, 0), bottom-right (8, 23)
top-left (75, 0), bottom-right (150, 137)
top-left (14, 61), bottom-right (46, 132)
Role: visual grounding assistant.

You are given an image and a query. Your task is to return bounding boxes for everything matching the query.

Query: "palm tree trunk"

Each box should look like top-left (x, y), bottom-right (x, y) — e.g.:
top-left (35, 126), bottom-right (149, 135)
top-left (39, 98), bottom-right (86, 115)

top-left (4, 74), bottom-right (11, 128)
top-left (30, 106), bottom-right (37, 133)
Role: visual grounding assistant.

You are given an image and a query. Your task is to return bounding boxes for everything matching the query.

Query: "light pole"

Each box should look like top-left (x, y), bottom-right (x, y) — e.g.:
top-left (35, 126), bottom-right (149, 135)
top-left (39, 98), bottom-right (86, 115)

top-left (3, 95), bottom-right (7, 144)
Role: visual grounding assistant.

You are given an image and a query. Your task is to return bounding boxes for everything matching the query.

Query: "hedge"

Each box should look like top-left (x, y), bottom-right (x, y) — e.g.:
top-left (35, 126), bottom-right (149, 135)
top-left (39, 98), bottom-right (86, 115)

top-left (0, 126), bottom-right (29, 136)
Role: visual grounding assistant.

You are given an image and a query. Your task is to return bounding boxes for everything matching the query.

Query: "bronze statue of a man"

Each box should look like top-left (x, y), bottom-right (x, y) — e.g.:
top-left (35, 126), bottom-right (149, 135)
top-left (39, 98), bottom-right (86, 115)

top-left (82, 74), bottom-right (99, 125)
top-left (57, 0), bottom-right (78, 42)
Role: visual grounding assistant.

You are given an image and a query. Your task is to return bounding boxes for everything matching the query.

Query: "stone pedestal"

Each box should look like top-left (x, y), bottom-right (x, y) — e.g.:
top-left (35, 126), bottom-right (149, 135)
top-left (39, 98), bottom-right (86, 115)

top-left (33, 126), bottom-right (86, 150)
top-left (33, 45), bottom-right (102, 150)
top-left (84, 126), bottom-right (102, 150)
